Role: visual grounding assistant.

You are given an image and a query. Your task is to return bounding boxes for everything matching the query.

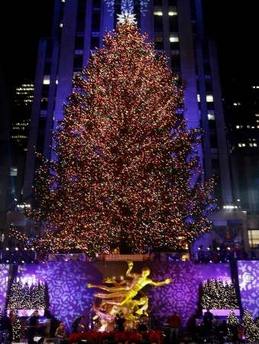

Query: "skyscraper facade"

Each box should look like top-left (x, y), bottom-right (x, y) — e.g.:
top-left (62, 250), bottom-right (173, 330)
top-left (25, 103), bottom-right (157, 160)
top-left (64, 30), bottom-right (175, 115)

top-left (10, 82), bottom-right (34, 203)
top-left (226, 78), bottom-right (259, 252)
top-left (0, 69), bottom-right (12, 231)
top-left (24, 0), bottom-right (239, 248)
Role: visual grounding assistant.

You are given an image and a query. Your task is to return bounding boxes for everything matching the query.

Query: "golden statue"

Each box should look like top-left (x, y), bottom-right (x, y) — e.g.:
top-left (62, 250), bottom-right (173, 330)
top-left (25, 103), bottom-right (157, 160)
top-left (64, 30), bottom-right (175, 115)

top-left (88, 261), bottom-right (171, 331)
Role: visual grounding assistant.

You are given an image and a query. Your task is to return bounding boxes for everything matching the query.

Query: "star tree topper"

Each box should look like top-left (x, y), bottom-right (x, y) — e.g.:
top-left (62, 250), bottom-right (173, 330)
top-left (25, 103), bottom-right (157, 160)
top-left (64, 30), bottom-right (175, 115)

top-left (117, 11), bottom-right (137, 25)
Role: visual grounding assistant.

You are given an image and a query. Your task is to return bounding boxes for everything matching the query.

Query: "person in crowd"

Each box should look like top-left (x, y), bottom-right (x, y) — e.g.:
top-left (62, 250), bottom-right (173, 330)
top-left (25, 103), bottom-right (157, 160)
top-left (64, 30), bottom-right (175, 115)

top-left (71, 315), bottom-right (86, 333)
top-left (55, 321), bottom-right (67, 343)
top-left (167, 312), bottom-right (181, 342)
top-left (115, 312), bottom-right (125, 331)
top-left (71, 315), bottom-right (82, 333)
top-left (0, 310), bottom-right (12, 343)
top-left (27, 310), bottom-right (40, 344)
top-left (203, 308), bottom-right (213, 337)
top-left (218, 319), bottom-right (228, 342)
top-left (137, 315), bottom-right (149, 333)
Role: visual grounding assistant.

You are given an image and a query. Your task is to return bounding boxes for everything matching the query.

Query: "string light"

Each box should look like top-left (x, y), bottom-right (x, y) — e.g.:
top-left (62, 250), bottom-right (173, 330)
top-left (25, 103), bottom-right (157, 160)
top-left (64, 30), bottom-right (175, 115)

top-left (15, 21), bottom-right (215, 255)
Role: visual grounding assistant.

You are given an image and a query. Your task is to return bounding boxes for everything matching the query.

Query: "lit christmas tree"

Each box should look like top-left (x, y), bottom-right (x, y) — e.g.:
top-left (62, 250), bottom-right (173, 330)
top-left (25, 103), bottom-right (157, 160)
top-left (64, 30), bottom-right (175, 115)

top-left (242, 310), bottom-right (259, 343)
top-left (227, 311), bottom-right (239, 340)
top-left (29, 19), bottom-right (215, 255)
top-left (201, 279), bottom-right (238, 310)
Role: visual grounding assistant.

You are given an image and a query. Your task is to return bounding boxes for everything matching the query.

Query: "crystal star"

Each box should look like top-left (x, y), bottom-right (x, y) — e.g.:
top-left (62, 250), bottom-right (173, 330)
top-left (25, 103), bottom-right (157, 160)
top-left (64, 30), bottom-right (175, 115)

top-left (117, 11), bottom-right (137, 25)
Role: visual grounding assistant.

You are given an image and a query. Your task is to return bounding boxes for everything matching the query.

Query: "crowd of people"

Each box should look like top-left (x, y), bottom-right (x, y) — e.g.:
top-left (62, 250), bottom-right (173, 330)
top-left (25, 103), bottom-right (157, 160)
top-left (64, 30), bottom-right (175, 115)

top-left (1, 307), bottom-right (259, 343)
top-left (0, 308), bottom-right (69, 344)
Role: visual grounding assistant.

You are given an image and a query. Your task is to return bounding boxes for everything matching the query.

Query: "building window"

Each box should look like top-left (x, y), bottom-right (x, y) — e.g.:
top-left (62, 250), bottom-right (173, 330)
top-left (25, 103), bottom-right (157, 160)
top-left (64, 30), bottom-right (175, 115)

top-left (75, 36), bottom-right (84, 50)
top-left (41, 97), bottom-right (48, 110)
top-left (73, 55), bottom-right (83, 71)
top-left (91, 36), bottom-right (99, 49)
top-left (92, 10), bottom-right (100, 32)
top-left (248, 229), bottom-right (259, 248)
top-left (154, 14), bottom-right (163, 32)
top-left (169, 7), bottom-right (178, 32)
top-left (42, 85), bottom-right (49, 97)
top-left (10, 167), bottom-right (18, 177)
top-left (171, 54), bottom-right (181, 74)
top-left (206, 95), bottom-right (214, 102)
top-left (37, 118), bottom-right (46, 153)
top-left (208, 112), bottom-right (215, 120)
top-left (210, 132), bottom-right (218, 148)
top-left (154, 36), bottom-right (163, 50)
top-left (75, 49), bottom-right (83, 55)
top-left (154, 10), bottom-right (163, 16)
top-left (43, 75), bottom-right (50, 85)
top-left (168, 8), bottom-right (177, 16)
top-left (77, 0), bottom-right (86, 32)
top-left (169, 34), bottom-right (179, 43)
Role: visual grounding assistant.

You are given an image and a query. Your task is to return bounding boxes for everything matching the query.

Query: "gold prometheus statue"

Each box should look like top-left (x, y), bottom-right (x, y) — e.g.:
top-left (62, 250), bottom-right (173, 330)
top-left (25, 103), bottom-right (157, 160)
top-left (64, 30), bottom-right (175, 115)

top-left (88, 261), bottom-right (171, 331)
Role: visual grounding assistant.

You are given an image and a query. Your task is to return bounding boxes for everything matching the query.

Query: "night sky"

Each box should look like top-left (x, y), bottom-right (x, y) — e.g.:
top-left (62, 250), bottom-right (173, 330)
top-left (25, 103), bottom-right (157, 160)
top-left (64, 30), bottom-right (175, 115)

top-left (0, 1), bottom-right (258, 97)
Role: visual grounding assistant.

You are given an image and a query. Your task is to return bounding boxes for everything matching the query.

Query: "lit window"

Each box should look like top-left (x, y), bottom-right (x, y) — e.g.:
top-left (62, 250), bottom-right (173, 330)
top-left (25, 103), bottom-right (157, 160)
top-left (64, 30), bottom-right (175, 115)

top-left (238, 143), bottom-right (242, 147)
top-left (10, 167), bottom-right (18, 177)
top-left (168, 10), bottom-right (177, 16)
top-left (223, 205), bottom-right (238, 210)
top-left (43, 75), bottom-right (50, 85)
top-left (242, 143), bottom-right (246, 147)
top-left (59, 23), bottom-right (63, 28)
top-left (255, 114), bottom-right (259, 117)
top-left (247, 125), bottom-right (250, 128)
top-left (206, 95), bottom-right (214, 102)
top-left (169, 35), bottom-right (179, 43)
top-left (252, 85), bottom-right (259, 89)
top-left (197, 94), bottom-right (200, 102)
top-left (233, 102), bottom-right (241, 106)
top-left (208, 113), bottom-right (215, 120)
top-left (236, 125), bottom-right (240, 129)
top-left (248, 229), bottom-right (259, 248)
top-left (254, 143), bottom-right (257, 147)
top-left (154, 10), bottom-right (163, 16)
top-left (249, 143), bottom-right (253, 147)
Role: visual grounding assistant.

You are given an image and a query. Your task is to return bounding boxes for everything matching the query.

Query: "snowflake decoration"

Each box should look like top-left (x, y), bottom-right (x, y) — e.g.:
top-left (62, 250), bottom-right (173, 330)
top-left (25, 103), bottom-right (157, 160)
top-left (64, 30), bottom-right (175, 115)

top-left (104, 0), bottom-right (151, 16)
top-left (117, 11), bottom-right (137, 25)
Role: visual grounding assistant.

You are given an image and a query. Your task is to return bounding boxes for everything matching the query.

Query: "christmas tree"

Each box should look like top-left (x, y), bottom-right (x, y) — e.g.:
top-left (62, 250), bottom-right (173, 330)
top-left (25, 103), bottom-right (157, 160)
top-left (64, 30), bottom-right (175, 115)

top-left (201, 279), bottom-right (238, 310)
top-left (29, 19), bottom-right (214, 255)
top-left (242, 310), bottom-right (259, 343)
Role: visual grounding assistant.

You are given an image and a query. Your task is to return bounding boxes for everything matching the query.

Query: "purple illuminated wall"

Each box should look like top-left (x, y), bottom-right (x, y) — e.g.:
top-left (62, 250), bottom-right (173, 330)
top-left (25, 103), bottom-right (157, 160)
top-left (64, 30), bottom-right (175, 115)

top-left (149, 261), bottom-right (231, 326)
top-left (0, 264), bottom-right (10, 311)
top-left (7, 261), bottom-right (232, 327)
top-left (16, 262), bottom-right (102, 327)
top-left (238, 260), bottom-right (259, 318)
